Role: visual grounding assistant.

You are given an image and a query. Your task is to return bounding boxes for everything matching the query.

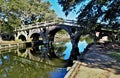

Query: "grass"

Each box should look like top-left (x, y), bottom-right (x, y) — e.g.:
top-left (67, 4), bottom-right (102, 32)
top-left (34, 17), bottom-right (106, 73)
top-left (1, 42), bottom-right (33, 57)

top-left (109, 52), bottom-right (120, 62)
top-left (80, 37), bottom-right (93, 44)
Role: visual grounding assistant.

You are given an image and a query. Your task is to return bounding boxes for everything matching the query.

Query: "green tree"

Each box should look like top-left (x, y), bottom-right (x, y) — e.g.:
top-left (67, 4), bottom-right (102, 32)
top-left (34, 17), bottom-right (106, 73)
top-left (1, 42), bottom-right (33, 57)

top-left (58, 0), bottom-right (120, 42)
top-left (0, 0), bottom-right (57, 34)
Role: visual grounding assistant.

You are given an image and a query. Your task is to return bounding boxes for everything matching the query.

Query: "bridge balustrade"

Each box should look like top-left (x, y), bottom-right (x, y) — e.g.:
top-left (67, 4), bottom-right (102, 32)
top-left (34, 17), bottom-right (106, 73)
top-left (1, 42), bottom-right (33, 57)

top-left (15, 20), bottom-right (79, 31)
top-left (63, 19), bottom-right (78, 26)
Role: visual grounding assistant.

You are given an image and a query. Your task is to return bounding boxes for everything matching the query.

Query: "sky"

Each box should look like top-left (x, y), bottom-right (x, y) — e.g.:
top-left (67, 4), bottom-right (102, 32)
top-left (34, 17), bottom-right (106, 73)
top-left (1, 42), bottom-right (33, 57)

top-left (47, 0), bottom-right (78, 20)
top-left (47, 0), bottom-right (91, 20)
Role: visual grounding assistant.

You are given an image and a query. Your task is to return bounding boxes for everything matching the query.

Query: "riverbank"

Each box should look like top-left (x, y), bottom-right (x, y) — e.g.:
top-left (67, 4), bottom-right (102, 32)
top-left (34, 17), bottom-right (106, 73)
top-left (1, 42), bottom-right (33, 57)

top-left (0, 40), bottom-right (27, 50)
top-left (54, 33), bottom-right (70, 42)
top-left (0, 40), bottom-right (23, 44)
top-left (65, 42), bottom-right (120, 78)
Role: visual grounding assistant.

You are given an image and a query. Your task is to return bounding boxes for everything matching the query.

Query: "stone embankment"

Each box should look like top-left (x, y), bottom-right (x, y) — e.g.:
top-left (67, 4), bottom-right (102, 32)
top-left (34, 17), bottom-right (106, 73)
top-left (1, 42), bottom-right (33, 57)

top-left (0, 41), bottom-right (26, 49)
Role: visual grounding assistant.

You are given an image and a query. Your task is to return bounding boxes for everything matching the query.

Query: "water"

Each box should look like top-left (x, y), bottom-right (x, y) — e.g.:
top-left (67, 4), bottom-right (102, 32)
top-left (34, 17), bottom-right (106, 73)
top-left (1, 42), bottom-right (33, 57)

top-left (62, 40), bottom-right (88, 60)
top-left (0, 40), bottom-right (88, 78)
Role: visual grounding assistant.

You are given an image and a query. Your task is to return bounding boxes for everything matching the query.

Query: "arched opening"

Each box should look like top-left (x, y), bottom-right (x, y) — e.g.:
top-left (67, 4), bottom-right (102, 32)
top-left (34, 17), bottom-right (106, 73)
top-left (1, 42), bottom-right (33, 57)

top-left (18, 35), bottom-right (26, 41)
top-left (1, 33), bottom-right (15, 41)
top-left (19, 48), bottom-right (26, 53)
top-left (49, 28), bottom-right (71, 60)
top-left (9, 35), bottom-right (15, 41)
top-left (54, 29), bottom-right (70, 42)
top-left (30, 33), bottom-right (41, 41)
top-left (97, 32), bottom-right (111, 42)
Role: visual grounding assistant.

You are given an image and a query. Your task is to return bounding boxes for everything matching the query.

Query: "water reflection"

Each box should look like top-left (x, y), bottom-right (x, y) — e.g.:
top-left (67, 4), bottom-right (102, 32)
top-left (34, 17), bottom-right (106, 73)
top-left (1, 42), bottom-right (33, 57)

top-left (49, 68), bottom-right (67, 78)
top-left (78, 40), bottom-right (88, 52)
top-left (55, 40), bottom-right (88, 60)
top-left (63, 42), bottom-right (72, 60)
top-left (0, 54), bottom-right (58, 78)
top-left (0, 40), bottom-right (88, 78)
top-left (0, 48), bottom-right (66, 78)
top-left (0, 49), bottom-right (65, 78)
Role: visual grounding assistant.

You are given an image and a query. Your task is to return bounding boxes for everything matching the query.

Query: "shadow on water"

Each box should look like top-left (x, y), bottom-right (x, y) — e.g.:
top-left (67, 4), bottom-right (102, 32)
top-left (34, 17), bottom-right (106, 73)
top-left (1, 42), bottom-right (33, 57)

top-left (0, 40), bottom-right (88, 78)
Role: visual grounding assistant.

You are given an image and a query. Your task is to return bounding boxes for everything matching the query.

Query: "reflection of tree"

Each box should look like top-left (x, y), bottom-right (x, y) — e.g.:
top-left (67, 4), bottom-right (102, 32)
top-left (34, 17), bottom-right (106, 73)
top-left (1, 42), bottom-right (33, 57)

top-left (54, 42), bottom-right (67, 57)
top-left (0, 54), bottom-right (8, 75)
top-left (55, 47), bottom-right (66, 57)
top-left (0, 53), bottom-right (58, 78)
top-left (0, 43), bottom-right (68, 77)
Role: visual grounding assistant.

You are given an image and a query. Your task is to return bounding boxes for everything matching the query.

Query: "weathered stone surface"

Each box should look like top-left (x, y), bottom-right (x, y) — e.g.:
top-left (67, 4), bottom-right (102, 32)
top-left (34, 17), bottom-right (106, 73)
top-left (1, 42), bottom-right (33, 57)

top-left (66, 43), bottom-right (120, 78)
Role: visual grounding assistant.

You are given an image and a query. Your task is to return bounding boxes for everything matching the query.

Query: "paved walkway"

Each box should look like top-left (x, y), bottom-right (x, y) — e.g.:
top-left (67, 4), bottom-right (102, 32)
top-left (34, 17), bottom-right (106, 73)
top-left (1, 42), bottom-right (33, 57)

top-left (65, 43), bottom-right (120, 78)
top-left (75, 62), bottom-right (120, 78)
top-left (65, 61), bottom-right (120, 78)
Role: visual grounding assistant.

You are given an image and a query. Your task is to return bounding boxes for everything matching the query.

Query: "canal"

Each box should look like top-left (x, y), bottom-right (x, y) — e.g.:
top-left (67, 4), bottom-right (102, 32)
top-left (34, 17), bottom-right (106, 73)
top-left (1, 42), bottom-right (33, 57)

top-left (0, 40), bottom-right (89, 78)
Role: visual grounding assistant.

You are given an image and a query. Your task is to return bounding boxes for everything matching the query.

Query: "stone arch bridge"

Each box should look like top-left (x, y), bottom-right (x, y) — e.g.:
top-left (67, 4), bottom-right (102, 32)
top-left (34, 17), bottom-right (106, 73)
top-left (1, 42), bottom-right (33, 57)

top-left (15, 20), bottom-right (82, 47)
top-left (13, 20), bottom-right (120, 47)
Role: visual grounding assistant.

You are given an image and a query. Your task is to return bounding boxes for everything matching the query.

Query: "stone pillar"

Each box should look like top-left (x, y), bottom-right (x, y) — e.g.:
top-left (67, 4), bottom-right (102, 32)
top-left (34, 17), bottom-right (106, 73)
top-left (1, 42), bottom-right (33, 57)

top-left (14, 32), bottom-right (18, 41)
top-left (0, 36), bottom-right (2, 42)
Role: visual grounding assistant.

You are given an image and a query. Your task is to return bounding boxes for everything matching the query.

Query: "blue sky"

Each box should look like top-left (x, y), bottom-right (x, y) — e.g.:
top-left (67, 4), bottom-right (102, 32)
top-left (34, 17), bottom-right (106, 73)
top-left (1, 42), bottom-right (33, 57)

top-left (47, 0), bottom-right (91, 20)
top-left (47, 0), bottom-right (78, 20)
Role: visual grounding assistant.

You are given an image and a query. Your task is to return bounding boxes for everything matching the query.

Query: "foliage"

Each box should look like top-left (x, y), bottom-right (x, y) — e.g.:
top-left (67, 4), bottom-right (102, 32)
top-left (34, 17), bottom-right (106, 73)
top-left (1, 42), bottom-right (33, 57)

top-left (109, 52), bottom-right (120, 62)
top-left (0, 0), bottom-right (57, 33)
top-left (80, 35), bottom-right (94, 43)
top-left (58, 0), bottom-right (120, 35)
top-left (57, 29), bottom-right (67, 34)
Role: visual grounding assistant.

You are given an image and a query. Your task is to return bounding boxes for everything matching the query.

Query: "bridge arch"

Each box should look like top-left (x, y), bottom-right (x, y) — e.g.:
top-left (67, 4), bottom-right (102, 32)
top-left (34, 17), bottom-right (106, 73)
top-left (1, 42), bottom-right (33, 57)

top-left (30, 33), bottom-right (41, 41)
top-left (15, 22), bottom-right (81, 47)
top-left (18, 35), bottom-right (26, 41)
top-left (47, 25), bottom-right (72, 42)
top-left (47, 25), bottom-right (82, 50)
top-left (19, 48), bottom-right (26, 53)
top-left (96, 31), bottom-right (117, 42)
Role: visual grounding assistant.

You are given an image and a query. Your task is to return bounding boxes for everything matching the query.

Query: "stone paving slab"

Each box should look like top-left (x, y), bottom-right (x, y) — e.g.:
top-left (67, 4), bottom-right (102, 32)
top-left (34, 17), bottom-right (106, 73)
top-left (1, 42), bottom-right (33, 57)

top-left (65, 61), bottom-right (120, 78)
top-left (75, 64), bottom-right (120, 78)
top-left (65, 43), bottom-right (120, 78)
top-left (75, 65), bottom-right (109, 78)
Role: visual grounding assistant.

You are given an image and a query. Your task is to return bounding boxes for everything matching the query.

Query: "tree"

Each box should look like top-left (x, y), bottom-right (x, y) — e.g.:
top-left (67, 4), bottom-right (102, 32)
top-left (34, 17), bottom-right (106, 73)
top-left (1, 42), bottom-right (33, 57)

top-left (0, 0), bottom-right (57, 34)
top-left (58, 0), bottom-right (120, 42)
top-left (58, 0), bottom-right (120, 33)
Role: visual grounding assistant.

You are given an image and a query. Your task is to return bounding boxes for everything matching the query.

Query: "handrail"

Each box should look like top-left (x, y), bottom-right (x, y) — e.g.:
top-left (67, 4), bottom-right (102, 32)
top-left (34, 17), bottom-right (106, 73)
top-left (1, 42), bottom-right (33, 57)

top-left (15, 20), bottom-right (79, 31)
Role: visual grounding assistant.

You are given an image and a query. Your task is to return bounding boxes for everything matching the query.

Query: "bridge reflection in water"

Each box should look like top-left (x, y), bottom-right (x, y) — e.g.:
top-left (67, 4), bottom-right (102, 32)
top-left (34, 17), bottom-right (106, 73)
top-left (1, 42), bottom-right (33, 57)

top-left (0, 40), bottom-right (88, 78)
